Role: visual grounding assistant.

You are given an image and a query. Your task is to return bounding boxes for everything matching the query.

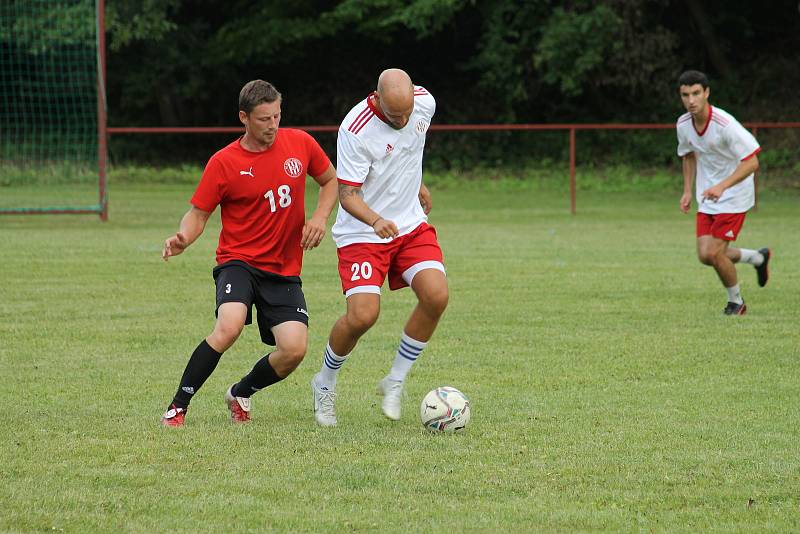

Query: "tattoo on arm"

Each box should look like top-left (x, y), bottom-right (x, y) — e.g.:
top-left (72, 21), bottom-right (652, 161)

top-left (338, 184), bottom-right (363, 200)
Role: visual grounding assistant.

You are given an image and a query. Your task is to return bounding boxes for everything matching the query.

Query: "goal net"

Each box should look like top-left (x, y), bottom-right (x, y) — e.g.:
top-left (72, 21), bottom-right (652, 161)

top-left (0, 0), bottom-right (107, 218)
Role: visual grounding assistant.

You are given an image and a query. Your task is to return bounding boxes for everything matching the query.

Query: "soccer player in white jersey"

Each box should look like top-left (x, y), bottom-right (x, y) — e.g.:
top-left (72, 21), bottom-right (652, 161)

top-left (311, 68), bottom-right (448, 425)
top-left (676, 70), bottom-right (771, 316)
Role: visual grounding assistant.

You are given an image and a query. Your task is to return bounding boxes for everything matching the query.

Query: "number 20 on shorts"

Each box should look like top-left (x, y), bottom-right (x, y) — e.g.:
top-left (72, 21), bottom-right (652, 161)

top-left (350, 261), bottom-right (373, 281)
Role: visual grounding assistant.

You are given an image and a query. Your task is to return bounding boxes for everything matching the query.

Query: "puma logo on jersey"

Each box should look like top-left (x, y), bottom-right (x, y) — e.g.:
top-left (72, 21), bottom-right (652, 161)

top-left (240, 167), bottom-right (254, 178)
top-left (725, 230), bottom-right (735, 238)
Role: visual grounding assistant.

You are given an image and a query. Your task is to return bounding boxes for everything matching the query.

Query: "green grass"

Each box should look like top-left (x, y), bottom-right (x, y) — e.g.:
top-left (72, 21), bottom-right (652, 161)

top-left (1, 182), bottom-right (798, 532)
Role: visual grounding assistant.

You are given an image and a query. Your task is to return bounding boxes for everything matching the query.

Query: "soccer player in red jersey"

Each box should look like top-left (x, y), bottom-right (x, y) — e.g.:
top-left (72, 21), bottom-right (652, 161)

top-left (310, 69), bottom-right (448, 425)
top-left (676, 70), bottom-right (771, 316)
top-left (160, 80), bottom-right (338, 426)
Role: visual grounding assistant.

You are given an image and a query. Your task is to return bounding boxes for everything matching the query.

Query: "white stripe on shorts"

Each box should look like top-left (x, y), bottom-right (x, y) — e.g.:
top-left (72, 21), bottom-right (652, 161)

top-left (345, 285), bottom-right (381, 298)
top-left (401, 260), bottom-right (446, 286)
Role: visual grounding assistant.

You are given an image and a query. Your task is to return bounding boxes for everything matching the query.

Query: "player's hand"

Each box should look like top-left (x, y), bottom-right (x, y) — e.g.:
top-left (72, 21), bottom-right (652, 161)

top-left (702, 184), bottom-right (725, 203)
top-left (372, 218), bottom-right (399, 239)
top-left (301, 216), bottom-right (326, 250)
top-left (679, 192), bottom-right (692, 213)
top-left (163, 232), bottom-right (189, 261)
top-left (418, 184), bottom-right (432, 214)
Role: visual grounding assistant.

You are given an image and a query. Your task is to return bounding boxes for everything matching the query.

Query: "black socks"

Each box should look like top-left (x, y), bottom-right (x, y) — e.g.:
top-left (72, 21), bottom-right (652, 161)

top-left (171, 339), bottom-right (223, 409)
top-left (231, 353), bottom-right (284, 398)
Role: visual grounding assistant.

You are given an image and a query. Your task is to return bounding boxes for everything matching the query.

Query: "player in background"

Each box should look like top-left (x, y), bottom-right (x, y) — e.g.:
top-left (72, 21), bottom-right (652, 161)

top-left (160, 80), bottom-right (338, 426)
top-left (311, 68), bottom-right (448, 426)
top-left (676, 70), bottom-right (771, 315)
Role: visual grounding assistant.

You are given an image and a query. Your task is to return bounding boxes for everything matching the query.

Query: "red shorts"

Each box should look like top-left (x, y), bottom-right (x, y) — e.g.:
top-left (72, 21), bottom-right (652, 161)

top-left (696, 212), bottom-right (747, 241)
top-left (337, 223), bottom-right (445, 296)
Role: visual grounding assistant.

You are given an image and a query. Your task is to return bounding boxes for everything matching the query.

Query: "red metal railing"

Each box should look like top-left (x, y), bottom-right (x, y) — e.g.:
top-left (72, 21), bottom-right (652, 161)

top-left (108, 122), bottom-right (800, 214)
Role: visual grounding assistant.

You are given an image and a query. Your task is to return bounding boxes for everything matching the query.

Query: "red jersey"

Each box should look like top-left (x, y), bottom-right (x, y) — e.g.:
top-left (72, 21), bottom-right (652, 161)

top-left (191, 129), bottom-right (331, 276)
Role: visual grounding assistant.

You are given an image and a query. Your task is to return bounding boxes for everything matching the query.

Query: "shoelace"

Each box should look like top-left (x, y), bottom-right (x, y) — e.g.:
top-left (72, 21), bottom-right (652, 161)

top-left (318, 390), bottom-right (336, 413)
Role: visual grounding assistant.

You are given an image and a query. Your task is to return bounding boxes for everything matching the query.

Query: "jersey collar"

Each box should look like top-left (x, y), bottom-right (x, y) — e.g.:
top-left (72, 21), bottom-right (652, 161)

top-left (238, 131), bottom-right (279, 153)
top-left (693, 104), bottom-right (713, 137)
top-left (367, 92), bottom-right (392, 126)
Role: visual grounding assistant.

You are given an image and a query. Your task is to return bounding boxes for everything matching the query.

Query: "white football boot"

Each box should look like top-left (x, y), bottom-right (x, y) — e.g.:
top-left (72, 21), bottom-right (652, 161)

top-left (378, 376), bottom-right (404, 421)
top-left (311, 374), bottom-right (337, 426)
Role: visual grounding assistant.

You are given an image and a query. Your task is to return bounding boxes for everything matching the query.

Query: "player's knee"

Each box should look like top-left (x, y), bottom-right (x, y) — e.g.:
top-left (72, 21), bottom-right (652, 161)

top-left (697, 246), bottom-right (723, 266)
top-left (697, 250), bottom-right (714, 265)
top-left (420, 284), bottom-right (449, 316)
top-left (212, 320), bottom-right (244, 348)
top-left (278, 342), bottom-right (307, 371)
top-left (347, 306), bottom-right (379, 334)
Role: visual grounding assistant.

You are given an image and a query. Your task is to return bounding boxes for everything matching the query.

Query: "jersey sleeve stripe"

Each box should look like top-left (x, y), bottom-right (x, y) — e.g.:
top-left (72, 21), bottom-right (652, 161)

top-left (350, 112), bottom-right (374, 134)
top-left (741, 147), bottom-right (761, 161)
top-left (347, 107), bottom-right (371, 133)
top-left (337, 178), bottom-right (362, 187)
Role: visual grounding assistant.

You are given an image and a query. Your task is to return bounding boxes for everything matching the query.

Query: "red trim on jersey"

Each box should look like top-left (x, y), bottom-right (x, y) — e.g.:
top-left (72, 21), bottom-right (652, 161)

top-left (414, 89), bottom-right (428, 96)
top-left (337, 178), bottom-right (362, 187)
top-left (351, 111), bottom-right (374, 135)
top-left (347, 106), bottom-right (372, 133)
top-left (741, 147), bottom-right (761, 161)
top-left (367, 93), bottom-right (392, 127)
top-left (678, 113), bottom-right (692, 124)
top-left (693, 105), bottom-right (713, 136)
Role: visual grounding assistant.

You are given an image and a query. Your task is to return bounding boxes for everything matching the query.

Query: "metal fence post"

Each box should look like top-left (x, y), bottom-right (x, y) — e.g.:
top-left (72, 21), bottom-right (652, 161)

top-left (569, 128), bottom-right (576, 215)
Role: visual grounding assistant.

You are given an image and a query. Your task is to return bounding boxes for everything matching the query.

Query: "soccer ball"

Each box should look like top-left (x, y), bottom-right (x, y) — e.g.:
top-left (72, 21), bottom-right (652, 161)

top-left (420, 386), bottom-right (471, 432)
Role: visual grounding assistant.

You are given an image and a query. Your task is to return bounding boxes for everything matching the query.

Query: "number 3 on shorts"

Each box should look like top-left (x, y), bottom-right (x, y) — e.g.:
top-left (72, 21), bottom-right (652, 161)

top-left (350, 261), bottom-right (373, 281)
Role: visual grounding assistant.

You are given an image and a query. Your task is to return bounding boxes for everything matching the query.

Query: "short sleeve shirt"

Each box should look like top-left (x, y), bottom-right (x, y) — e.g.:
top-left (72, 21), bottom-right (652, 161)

top-left (676, 105), bottom-right (760, 214)
top-left (332, 86), bottom-right (435, 247)
top-left (191, 129), bottom-right (331, 276)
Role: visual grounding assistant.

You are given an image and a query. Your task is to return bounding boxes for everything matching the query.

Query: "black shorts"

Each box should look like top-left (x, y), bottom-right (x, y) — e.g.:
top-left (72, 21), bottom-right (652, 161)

top-left (212, 260), bottom-right (308, 346)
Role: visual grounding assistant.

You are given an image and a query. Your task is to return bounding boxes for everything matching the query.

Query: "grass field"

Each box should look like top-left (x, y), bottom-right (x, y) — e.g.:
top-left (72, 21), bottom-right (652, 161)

top-left (1, 181), bottom-right (798, 532)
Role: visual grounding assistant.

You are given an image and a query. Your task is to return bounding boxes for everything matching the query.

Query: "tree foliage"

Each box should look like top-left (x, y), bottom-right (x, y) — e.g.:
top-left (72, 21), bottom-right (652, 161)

top-left (8, 0), bottom-right (795, 162)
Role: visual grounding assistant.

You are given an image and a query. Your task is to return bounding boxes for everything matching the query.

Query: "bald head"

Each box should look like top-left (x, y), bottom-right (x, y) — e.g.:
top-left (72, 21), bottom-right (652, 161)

top-left (375, 69), bottom-right (414, 129)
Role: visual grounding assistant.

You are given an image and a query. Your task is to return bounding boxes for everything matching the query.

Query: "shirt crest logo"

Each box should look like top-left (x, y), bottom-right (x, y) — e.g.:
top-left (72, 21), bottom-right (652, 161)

top-left (415, 120), bottom-right (429, 134)
top-left (386, 143), bottom-right (393, 154)
top-left (283, 158), bottom-right (303, 178)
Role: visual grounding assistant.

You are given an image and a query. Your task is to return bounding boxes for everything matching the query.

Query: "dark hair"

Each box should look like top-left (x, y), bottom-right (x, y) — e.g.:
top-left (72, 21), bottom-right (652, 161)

top-left (239, 80), bottom-right (282, 113)
top-left (678, 70), bottom-right (709, 89)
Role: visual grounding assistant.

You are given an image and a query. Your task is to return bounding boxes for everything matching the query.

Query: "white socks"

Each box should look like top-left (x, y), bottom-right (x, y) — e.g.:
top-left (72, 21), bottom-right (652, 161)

top-left (726, 284), bottom-right (744, 304)
top-left (316, 344), bottom-right (348, 390)
top-left (317, 333), bottom-right (428, 389)
top-left (388, 333), bottom-right (427, 382)
top-left (738, 248), bottom-right (764, 266)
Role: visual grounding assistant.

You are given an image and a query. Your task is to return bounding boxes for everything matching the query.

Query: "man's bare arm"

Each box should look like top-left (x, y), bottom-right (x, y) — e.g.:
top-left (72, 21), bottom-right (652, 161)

top-left (338, 183), bottom-right (398, 239)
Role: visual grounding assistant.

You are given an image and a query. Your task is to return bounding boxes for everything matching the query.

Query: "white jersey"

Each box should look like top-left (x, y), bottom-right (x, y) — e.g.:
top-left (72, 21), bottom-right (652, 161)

top-left (332, 86), bottom-right (435, 247)
top-left (676, 105), bottom-right (760, 214)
